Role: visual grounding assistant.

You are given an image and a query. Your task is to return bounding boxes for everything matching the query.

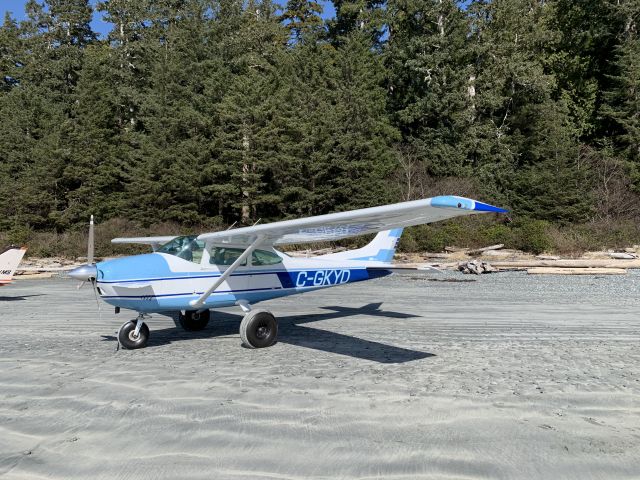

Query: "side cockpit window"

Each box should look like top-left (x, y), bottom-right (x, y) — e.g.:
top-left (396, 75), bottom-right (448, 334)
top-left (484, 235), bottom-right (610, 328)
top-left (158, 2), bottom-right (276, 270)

top-left (208, 247), bottom-right (283, 267)
top-left (157, 236), bottom-right (204, 264)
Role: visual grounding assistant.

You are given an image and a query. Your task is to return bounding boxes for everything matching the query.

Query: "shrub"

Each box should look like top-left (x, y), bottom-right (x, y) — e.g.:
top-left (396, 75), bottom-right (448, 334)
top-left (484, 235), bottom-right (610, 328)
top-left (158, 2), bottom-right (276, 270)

top-left (6, 225), bottom-right (33, 247)
top-left (512, 219), bottom-right (552, 254)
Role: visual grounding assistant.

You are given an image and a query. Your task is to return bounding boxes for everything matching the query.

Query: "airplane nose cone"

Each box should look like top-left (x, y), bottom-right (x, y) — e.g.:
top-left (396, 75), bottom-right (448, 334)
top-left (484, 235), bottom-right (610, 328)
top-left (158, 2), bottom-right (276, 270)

top-left (68, 264), bottom-right (97, 281)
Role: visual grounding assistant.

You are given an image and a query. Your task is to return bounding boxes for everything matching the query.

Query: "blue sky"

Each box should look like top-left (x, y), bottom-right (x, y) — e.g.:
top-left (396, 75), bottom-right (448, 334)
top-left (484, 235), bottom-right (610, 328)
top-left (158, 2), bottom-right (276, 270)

top-left (1, 0), bottom-right (336, 38)
top-left (2, 0), bottom-right (115, 36)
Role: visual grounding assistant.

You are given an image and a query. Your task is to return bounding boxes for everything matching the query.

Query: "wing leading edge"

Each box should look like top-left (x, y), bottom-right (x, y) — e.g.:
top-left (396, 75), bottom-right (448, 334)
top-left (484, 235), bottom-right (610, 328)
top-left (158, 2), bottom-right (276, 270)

top-left (196, 195), bottom-right (507, 246)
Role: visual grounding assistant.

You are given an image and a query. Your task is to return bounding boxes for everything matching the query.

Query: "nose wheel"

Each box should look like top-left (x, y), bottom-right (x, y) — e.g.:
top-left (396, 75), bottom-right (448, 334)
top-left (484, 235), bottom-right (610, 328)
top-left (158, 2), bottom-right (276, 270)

top-left (118, 318), bottom-right (150, 349)
top-left (239, 310), bottom-right (278, 348)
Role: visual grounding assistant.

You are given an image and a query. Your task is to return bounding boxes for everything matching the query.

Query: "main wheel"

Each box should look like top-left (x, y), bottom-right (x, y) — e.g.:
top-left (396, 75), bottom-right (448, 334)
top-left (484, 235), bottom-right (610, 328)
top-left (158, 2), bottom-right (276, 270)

top-left (178, 310), bottom-right (210, 331)
top-left (239, 310), bottom-right (278, 348)
top-left (118, 320), bottom-right (150, 349)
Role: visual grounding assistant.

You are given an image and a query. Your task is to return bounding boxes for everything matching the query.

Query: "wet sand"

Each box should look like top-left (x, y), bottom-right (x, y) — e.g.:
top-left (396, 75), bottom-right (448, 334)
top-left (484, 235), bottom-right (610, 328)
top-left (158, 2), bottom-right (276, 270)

top-left (1, 272), bottom-right (639, 479)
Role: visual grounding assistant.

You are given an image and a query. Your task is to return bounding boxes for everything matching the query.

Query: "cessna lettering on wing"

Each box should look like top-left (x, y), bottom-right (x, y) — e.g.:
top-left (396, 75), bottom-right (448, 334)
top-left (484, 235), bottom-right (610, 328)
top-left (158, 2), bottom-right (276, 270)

top-left (295, 269), bottom-right (351, 287)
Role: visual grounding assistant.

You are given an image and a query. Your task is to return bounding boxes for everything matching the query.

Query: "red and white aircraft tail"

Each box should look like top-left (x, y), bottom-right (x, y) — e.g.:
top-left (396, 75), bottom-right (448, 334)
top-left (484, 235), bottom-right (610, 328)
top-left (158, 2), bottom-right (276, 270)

top-left (0, 246), bottom-right (27, 286)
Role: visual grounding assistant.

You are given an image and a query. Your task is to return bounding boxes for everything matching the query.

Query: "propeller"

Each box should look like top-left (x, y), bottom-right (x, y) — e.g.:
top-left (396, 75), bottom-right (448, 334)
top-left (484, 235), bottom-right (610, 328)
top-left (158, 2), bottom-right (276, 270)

top-left (68, 215), bottom-right (102, 318)
top-left (87, 214), bottom-right (94, 265)
top-left (69, 215), bottom-right (98, 286)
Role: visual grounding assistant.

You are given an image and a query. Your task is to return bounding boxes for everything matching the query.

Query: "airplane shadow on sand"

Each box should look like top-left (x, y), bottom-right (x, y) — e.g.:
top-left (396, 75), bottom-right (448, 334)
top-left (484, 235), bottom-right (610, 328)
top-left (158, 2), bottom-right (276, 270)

top-left (0, 294), bottom-right (44, 302)
top-left (101, 303), bottom-right (435, 364)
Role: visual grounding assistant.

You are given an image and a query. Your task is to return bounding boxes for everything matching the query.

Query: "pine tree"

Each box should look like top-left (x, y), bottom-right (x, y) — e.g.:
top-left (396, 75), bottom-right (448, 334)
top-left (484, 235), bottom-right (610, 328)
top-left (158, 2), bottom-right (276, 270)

top-left (462, 0), bottom-right (594, 221)
top-left (315, 31), bottom-right (399, 211)
top-left (0, 1), bottom-right (97, 230)
top-left (547, 0), bottom-right (621, 141)
top-left (0, 13), bottom-right (21, 92)
top-left (329, 0), bottom-right (386, 46)
top-left (281, 0), bottom-right (324, 41)
top-left (602, 0), bottom-right (640, 169)
top-left (385, 0), bottom-right (473, 180)
top-left (124, 0), bottom-right (215, 224)
top-left (206, 0), bottom-right (290, 224)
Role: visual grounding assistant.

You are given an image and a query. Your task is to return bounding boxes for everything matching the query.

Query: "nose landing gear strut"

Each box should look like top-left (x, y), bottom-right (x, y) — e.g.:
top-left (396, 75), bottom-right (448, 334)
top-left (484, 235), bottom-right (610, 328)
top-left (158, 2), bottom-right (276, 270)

top-left (118, 314), bottom-right (150, 349)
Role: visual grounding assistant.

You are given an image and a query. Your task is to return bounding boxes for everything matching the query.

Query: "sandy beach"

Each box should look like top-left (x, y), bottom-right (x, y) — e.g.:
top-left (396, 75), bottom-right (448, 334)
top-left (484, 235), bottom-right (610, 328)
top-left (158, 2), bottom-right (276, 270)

top-left (1, 271), bottom-right (639, 479)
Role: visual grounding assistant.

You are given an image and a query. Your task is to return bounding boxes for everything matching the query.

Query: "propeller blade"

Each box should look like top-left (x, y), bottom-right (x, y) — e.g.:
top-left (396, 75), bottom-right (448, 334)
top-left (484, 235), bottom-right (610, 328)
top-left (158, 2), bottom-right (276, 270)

top-left (90, 279), bottom-right (102, 324)
top-left (87, 215), bottom-right (95, 265)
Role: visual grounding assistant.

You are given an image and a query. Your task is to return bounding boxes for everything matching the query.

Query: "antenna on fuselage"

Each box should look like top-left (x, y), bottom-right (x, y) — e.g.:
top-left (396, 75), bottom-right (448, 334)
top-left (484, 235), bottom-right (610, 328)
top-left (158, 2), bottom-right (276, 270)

top-left (225, 221), bottom-right (237, 231)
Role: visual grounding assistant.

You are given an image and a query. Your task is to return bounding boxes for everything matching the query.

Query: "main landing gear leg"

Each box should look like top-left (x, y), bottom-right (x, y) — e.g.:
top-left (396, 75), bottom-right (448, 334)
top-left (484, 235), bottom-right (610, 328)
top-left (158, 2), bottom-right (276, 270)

top-left (118, 314), bottom-right (150, 349)
top-left (238, 301), bottom-right (278, 349)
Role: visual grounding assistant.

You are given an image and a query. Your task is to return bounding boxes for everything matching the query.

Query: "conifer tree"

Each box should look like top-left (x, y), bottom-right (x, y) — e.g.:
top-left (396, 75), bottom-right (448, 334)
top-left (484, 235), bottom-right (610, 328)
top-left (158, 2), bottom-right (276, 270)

top-left (281, 0), bottom-right (323, 41)
top-left (206, 0), bottom-right (289, 224)
top-left (602, 0), bottom-right (640, 170)
top-left (386, 0), bottom-right (473, 179)
top-left (0, 13), bottom-right (21, 92)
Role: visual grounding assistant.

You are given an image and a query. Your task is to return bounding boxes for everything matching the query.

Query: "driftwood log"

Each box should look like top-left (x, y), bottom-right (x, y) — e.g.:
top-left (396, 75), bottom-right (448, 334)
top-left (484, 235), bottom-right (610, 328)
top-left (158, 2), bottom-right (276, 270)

top-left (527, 267), bottom-right (627, 275)
top-left (609, 252), bottom-right (637, 259)
top-left (467, 244), bottom-right (504, 256)
top-left (491, 259), bottom-right (640, 269)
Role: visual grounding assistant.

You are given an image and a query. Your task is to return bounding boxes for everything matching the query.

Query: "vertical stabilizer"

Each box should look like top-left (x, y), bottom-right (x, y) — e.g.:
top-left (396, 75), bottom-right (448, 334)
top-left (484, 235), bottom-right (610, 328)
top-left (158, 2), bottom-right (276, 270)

top-left (318, 229), bottom-right (403, 263)
top-left (0, 246), bottom-right (27, 285)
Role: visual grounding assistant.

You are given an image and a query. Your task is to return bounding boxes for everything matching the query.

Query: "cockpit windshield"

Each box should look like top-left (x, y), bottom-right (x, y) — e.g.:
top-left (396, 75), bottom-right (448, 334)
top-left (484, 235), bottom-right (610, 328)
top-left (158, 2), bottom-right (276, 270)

top-left (157, 235), bottom-right (204, 264)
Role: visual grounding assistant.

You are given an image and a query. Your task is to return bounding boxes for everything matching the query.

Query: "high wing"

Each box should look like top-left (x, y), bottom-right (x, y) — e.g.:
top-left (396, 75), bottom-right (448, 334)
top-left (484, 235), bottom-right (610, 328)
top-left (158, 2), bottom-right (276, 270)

top-left (111, 196), bottom-right (507, 249)
top-left (196, 196), bottom-right (506, 246)
top-left (111, 236), bottom-right (178, 251)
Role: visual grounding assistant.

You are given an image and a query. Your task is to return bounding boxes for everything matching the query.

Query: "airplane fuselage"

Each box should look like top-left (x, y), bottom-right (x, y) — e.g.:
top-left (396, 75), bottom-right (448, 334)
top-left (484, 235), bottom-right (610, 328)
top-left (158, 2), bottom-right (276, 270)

top-left (96, 252), bottom-right (391, 313)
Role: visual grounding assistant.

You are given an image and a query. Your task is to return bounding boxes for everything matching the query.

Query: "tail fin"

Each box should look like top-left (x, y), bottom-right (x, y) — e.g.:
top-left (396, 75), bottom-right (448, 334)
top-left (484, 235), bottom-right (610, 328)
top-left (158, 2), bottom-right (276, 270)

top-left (0, 246), bottom-right (27, 285)
top-left (319, 229), bottom-right (403, 263)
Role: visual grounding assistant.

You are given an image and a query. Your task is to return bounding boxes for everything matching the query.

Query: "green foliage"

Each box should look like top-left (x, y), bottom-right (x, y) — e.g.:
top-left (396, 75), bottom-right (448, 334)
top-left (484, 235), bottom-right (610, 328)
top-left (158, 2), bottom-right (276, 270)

top-left (0, 0), bottom-right (639, 254)
top-left (6, 225), bottom-right (33, 246)
top-left (510, 219), bottom-right (552, 254)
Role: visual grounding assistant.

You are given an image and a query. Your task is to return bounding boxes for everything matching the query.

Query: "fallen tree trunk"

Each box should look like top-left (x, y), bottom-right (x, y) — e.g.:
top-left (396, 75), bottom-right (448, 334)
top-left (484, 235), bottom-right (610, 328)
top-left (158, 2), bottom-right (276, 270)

top-left (467, 244), bottom-right (504, 256)
top-left (492, 259), bottom-right (640, 269)
top-left (609, 252), bottom-right (637, 259)
top-left (527, 267), bottom-right (627, 275)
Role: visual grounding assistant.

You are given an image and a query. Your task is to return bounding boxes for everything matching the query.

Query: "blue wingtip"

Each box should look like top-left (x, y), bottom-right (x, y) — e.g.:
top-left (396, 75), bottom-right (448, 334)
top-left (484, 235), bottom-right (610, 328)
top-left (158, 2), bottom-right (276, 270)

top-left (431, 195), bottom-right (508, 213)
top-left (473, 201), bottom-right (509, 213)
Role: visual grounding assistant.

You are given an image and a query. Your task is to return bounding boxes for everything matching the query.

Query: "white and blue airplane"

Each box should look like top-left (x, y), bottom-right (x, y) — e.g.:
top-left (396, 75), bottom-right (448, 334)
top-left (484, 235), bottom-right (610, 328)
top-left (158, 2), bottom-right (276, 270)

top-left (69, 196), bottom-right (506, 350)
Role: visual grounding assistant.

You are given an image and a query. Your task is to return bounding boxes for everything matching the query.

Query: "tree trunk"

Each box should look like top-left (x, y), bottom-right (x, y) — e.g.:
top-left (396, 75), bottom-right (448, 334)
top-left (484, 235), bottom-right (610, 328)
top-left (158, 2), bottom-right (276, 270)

top-left (241, 130), bottom-right (251, 224)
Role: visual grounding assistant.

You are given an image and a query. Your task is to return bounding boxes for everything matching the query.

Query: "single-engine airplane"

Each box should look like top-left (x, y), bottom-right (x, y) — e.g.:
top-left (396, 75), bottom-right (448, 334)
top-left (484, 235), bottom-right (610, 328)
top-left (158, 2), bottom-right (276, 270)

top-left (69, 196), bottom-right (506, 350)
top-left (0, 245), bottom-right (27, 287)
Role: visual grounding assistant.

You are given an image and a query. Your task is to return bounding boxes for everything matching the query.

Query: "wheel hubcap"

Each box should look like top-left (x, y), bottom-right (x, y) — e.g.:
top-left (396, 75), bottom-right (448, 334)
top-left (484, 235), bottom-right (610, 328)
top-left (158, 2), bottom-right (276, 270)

top-left (129, 330), bottom-right (139, 341)
top-left (256, 324), bottom-right (269, 339)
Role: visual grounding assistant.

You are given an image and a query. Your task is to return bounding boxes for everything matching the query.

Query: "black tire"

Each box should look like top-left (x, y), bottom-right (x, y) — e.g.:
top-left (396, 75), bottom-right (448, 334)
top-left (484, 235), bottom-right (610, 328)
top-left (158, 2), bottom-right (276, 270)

top-left (239, 310), bottom-right (278, 348)
top-left (179, 310), bottom-right (211, 331)
top-left (118, 320), bottom-right (150, 349)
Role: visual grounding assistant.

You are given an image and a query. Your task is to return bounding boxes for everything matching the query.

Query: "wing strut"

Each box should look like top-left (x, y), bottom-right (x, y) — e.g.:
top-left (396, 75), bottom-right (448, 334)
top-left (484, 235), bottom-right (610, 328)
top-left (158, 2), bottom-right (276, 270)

top-left (189, 235), bottom-right (264, 309)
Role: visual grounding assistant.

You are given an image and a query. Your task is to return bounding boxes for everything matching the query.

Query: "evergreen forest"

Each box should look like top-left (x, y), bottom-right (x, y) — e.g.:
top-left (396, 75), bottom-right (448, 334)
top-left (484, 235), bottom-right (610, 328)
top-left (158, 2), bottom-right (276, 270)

top-left (1, 0), bottom-right (639, 254)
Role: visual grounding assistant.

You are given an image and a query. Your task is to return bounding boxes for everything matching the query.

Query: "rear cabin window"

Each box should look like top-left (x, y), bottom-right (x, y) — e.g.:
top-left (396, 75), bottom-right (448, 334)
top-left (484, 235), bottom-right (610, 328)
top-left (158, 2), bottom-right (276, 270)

top-left (209, 247), bottom-right (283, 266)
top-left (251, 249), bottom-right (282, 266)
top-left (209, 247), bottom-right (247, 266)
